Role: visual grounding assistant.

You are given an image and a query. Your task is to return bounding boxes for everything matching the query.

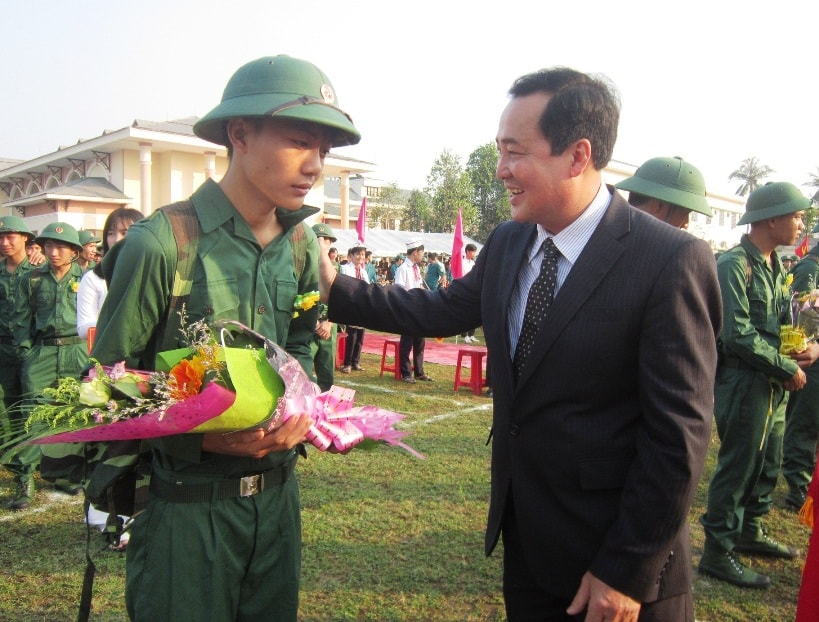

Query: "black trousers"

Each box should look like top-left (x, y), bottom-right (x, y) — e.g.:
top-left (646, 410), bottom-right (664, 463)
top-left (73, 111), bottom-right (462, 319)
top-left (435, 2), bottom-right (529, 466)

top-left (502, 502), bottom-right (693, 622)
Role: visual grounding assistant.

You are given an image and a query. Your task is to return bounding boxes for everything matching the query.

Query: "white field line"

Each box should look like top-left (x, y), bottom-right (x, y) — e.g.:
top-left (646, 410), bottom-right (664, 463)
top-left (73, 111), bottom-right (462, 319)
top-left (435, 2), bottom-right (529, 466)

top-left (0, 490), bottom-right (82, 522)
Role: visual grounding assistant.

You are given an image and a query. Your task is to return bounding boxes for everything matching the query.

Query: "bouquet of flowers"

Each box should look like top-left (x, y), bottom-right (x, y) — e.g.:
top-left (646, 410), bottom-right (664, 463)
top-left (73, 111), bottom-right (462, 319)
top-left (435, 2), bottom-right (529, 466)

top-left (24, 317), bottom-right (422, 459)
top-left (781, 285), bottom-right (819, 355)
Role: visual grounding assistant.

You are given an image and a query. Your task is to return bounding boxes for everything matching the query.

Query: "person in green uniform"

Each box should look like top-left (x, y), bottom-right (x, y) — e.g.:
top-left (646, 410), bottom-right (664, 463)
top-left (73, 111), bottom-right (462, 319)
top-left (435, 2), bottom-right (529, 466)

top-left (700, 182), bottom-right (817, 588)
top-left (91, 55), bottom-right (360, 622)
top-left (9, 221), bottom-right (88, 509)
top-left (615, 155), bottom-right (712, 230)
top-left (77, 230), bottom-right (100, 272)
top-left (782, 237), bottom-right (819, 509)
top-left (0, 217), bottom-right (42, 508)
top-left (310, 223), bottom-right (338, 392)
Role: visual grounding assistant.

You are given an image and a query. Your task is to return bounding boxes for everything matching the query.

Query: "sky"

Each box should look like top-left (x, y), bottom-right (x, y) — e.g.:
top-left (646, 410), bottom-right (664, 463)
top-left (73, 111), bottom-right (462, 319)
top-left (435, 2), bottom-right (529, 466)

top-left (2, 0), bottom-right (818, 200)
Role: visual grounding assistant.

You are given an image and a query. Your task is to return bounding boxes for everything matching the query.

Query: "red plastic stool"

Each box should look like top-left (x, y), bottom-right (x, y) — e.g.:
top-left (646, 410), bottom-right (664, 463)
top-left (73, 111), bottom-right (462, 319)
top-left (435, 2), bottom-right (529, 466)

top-left (335, 332), bottom-right (347, 369)
top-left (454, 348), bottom-right (487, 395)
top-left (380, 338), bottom-right (402, 379)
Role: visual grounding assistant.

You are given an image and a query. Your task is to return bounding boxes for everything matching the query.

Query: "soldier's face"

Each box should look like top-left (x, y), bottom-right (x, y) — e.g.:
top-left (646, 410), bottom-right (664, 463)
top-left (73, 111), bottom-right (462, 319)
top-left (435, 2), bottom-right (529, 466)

top-left (0, 233), bottom-right (26, 257)
top-left (43, 240), bottom-right (78, 268)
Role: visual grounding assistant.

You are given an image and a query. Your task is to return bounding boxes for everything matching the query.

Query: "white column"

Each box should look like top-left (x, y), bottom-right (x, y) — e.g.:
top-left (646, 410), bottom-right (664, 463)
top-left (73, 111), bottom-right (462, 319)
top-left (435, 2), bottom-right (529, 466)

top-left (204, 151), bottom-right (216, 179)
top-left (340, 171), bottom-right (350, 230)
top-left (139, 143), bottom-right (153, 215)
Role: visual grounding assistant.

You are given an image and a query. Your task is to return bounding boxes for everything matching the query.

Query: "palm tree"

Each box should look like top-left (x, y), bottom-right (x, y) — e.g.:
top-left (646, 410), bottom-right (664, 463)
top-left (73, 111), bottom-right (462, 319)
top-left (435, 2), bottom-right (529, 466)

top-left (729, 157), bottom-right (775, 197)
top-left (805, 166), bottom-right (819, 204)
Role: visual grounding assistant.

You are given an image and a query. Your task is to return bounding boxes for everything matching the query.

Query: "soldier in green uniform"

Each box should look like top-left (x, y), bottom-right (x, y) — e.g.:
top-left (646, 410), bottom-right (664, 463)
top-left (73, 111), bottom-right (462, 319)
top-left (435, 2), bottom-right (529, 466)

top-left (91, 55), bottom-right (360, 621)
top-left (9, 221), bottom-right (88, 509)
top-left (77, 230), bottom-right (100, 272)
top-left (782, 237), bottom-right (819, 509)
top-left (615, 155), bottom-right (712, 230)
top-left (311, 223), bottom-right (338, 391)
top-left (0, 217), bottom-right (41, 507)
top-left (700, 182), bottom-right (817, 588)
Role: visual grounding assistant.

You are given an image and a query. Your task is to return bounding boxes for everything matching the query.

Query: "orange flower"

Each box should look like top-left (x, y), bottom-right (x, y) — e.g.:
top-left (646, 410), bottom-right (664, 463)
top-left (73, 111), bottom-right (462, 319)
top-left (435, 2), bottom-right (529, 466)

top-left (169, 357), bottom-right (207, 399)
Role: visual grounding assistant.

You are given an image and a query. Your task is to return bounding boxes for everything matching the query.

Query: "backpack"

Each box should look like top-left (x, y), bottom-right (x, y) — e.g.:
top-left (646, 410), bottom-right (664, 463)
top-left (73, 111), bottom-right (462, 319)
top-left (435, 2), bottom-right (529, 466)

top-left (69, 200), bottom-right (310, 621)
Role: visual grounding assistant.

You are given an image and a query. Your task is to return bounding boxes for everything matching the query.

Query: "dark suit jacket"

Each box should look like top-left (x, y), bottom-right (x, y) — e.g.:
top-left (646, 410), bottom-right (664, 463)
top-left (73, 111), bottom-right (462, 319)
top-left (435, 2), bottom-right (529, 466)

top-left (328, 190), bottom-right (721, 604)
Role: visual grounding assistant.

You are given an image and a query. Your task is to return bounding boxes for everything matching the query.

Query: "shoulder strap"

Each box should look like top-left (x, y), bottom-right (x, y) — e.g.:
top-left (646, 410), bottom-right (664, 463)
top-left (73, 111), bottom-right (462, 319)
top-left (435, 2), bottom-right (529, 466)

top-left (289, 221), bottom-right (308, 281)
top-left (158, 200), bottom-right (200, 352)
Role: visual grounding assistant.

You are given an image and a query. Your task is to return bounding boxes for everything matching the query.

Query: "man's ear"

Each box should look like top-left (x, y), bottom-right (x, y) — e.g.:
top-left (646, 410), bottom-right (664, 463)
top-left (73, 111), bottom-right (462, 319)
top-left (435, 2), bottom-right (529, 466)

top-left (225, 118), bottom-right (249, 152)
top-left (568, 139), bottom-right (592, 177)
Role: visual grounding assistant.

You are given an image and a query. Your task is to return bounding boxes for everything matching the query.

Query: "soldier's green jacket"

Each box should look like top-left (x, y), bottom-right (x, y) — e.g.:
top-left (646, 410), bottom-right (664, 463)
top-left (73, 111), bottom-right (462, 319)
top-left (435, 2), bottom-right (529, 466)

top-left (789, 253), bottom-right (819, 293)
top-left (93, 179), bottom-right (320, 473)
top-left (717, 234), bottom-right (798, 381)
top-left (0, 256), bottom-right (37, 339)
top-left (12, 261), bottom-right (84, 351)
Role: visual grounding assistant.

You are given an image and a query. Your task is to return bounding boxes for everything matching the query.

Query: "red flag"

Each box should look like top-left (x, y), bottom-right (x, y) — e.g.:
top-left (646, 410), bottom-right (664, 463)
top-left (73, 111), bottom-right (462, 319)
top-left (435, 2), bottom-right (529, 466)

top-left (355, 196), bottom-right (367, 245)
top-left (796, 235), bottom-right (810, 258)
top-left (451, 208), bottom-right (464, 279)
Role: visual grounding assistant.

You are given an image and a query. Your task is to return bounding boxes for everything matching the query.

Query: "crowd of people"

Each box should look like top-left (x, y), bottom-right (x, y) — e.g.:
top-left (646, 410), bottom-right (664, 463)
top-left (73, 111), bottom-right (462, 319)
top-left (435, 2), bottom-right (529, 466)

top-left (2, 53), bottom-right (819, 622)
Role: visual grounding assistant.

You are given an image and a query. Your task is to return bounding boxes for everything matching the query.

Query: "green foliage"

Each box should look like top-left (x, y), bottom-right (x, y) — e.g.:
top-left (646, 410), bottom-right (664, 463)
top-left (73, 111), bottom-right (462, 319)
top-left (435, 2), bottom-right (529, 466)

top-left (402, 188), bottom-right (432, 232)
top-left (729, 156), bottom-right (776, 197)
top-left (466, 143), bottom-right (510, 242)
top-left (425, 149), bottom-right (475, 233)
top-left (367, 182), bottom-right (405, 230)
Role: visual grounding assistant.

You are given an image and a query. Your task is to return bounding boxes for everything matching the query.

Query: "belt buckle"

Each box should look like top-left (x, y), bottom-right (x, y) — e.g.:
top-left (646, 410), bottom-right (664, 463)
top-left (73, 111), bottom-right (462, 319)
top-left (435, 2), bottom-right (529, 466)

top-left (55, 338), bottom-right (64, 346)
top-left (239, 474), bottom-right (261, 497)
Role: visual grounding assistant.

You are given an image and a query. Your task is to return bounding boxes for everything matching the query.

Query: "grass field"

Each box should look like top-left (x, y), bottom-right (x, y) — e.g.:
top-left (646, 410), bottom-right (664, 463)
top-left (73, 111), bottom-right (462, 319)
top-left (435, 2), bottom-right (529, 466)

top-left (0, 338), bottom-right (810, 621)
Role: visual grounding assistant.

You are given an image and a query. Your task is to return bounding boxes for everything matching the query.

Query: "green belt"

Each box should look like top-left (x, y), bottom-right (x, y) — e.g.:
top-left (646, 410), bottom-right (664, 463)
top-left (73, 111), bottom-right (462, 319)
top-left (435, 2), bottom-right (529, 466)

top-left (35, 336), bottom-right (84, 346)
top-left (149, 460), bottom-right (296, 503)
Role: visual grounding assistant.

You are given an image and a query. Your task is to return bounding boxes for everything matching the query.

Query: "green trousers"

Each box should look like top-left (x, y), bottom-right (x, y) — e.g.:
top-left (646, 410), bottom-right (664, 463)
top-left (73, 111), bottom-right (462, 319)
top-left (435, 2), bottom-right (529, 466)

top-left (126, 469), bottom-right (302, 621)
top-left (701, 366), bottom-right (786, 550)
top-left (783, 362), bottom-right (819, 496)
top-left (16, 343), bottom-right (89, 478)
top-left (310, 323), bottom-right (337, 392)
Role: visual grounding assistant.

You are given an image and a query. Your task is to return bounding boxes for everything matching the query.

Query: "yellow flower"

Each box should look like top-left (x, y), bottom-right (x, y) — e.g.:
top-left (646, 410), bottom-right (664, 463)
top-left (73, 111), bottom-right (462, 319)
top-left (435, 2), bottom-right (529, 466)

top-left (783, 274), bottom-right (794, 296)
top-left (293, 291), bottom-right (320, 317)
top-left (71, 281), bottom-right (79, 293)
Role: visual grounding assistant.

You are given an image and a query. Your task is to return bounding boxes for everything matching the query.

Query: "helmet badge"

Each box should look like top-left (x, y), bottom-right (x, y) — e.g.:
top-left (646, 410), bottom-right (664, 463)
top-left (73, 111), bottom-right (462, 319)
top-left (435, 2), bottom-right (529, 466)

top-left (320, 84), bottom-right (335, 104)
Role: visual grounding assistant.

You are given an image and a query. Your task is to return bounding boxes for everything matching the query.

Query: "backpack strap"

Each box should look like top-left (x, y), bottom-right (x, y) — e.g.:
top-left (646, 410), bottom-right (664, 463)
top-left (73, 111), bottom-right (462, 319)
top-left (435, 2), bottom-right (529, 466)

top-left (157, 200), bottom-right (200, 352)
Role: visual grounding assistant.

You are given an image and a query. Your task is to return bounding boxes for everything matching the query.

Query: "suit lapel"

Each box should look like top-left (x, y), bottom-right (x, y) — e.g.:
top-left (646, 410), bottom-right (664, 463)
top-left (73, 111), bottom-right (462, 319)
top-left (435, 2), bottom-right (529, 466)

top-left (515, 195), bottom-right (631, 389)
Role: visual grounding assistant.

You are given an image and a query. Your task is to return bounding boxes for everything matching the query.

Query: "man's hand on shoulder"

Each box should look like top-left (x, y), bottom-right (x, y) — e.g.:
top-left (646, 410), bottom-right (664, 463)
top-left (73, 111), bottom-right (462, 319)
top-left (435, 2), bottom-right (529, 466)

top-left (316, 237), bottom-right (337, 302)
top-left (567, 572), bottom-right (640, 622)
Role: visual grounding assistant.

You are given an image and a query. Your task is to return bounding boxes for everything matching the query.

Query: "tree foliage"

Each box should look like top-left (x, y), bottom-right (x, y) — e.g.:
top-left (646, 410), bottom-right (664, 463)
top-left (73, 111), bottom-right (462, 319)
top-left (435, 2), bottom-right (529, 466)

top-left (729, 157), bottom-right (775, 197)
top-left (367, 182), bottom-right (404, 230)
top-left (465, 142), bottom-right (510, 242)
top-left (424, 149), bottom-right (474, 233)
top-left (402, 188), bottom-right (432, 232)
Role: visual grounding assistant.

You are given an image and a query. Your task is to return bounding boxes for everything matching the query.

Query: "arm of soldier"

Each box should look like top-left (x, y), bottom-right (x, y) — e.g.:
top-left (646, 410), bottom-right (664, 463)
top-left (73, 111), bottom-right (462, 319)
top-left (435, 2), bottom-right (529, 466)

top-left (11, 272), bottom-right (35, 353)
top-left (717, 254), bottom-right (799, 381)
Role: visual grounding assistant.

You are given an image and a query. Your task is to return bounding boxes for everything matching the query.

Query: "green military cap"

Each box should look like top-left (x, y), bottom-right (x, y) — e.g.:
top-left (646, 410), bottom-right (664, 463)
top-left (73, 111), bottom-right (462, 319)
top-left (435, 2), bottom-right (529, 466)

top-left (311, 223), bottom-right (337, 242)
top-left (615, 156), bottom-right (712, 217)
top-left (0, 215), bottom-right (34, 239)
top-left (194, 55), bottom-right (361, 149)
top-left (738, 182), bottom-right (811, 225)
top-left (35, 222), bottom-right (82, 251)
top-left (78, 230), bottom-right (101, 245)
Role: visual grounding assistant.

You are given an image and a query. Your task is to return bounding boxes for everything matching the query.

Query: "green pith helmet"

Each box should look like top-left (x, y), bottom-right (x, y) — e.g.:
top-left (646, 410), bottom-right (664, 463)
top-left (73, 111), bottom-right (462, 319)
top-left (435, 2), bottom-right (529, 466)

top-left (193, 55), bottom-right (361, 148)
top-left (615, 156), bottom-right (712, 217)
top-left (78, 230), bottom-right (101, 245)
top-left (35, 222), bottom-right (82, 251)
top-left (738, 182), bottom-right (811, 225)
top-left (0, 215), bottom-right (34, 239)
top-left (311, 223), bottom-right (337, 242)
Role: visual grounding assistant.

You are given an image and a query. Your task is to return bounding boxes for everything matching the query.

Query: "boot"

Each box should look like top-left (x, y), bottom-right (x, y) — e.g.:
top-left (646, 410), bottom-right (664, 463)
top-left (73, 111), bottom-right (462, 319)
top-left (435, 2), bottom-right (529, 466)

top-left (735, 523), bottom-right (799, 559)
top-left (698, 541), bottom-right (771, 588)
top-left (9, 476), bottom-right (34, 511)
top-left (785, 487), bottom-right (808, 512)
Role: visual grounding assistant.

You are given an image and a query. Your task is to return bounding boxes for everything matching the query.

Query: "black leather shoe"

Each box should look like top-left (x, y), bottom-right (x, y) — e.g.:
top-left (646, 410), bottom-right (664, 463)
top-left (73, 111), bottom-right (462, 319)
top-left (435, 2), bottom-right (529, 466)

top-left (785, 489), bottom-right (807, 512)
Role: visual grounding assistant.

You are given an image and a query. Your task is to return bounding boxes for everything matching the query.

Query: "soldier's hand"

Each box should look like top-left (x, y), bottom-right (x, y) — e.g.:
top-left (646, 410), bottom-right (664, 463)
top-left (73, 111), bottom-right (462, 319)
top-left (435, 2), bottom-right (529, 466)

top-left (317, 237), bottom-right (337, 302)
top-left (791, 342), bottom-right (819, 368)
top-left (784, 368), bottom-right (808, 391)
top-left (202, 414), bottom-right (311, 458)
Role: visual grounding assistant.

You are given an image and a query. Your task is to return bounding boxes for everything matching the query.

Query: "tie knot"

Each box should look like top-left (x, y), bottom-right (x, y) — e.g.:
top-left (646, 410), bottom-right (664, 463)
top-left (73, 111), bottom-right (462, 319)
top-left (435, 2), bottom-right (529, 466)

top-left (543, 237), bottom-right (559, 260)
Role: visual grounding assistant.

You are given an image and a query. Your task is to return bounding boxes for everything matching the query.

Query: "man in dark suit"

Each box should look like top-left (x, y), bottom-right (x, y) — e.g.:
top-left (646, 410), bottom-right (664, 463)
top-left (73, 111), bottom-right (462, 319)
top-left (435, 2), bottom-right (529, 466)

top-left (319, 67), bottom-right (721, 621)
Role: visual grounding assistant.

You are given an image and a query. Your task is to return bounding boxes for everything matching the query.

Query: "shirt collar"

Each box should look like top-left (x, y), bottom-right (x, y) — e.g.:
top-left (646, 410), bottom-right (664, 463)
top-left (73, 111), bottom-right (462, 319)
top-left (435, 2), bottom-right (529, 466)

top-left (529, 182), bottom-right (612, 264)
